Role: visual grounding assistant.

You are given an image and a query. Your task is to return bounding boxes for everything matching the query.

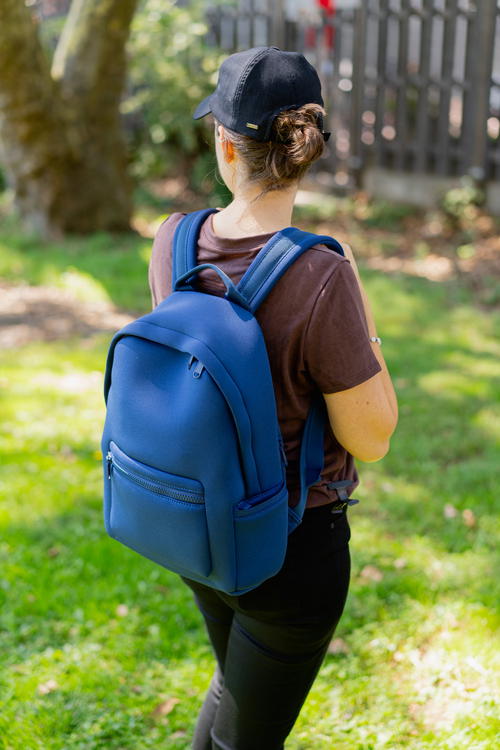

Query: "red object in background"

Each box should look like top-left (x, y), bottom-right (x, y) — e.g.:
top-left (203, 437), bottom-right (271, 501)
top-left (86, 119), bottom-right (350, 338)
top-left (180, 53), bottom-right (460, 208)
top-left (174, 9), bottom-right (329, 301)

top-left (324, 24), bottom-right (335, 49)
top-left (318, 0), bottom-right (335, 16)
top-left (317, 0), bottom-right (336, 50)
top-left (305, 1), bottom-right (337, 51)
top-left (305, 27), bottom-right (317, 48)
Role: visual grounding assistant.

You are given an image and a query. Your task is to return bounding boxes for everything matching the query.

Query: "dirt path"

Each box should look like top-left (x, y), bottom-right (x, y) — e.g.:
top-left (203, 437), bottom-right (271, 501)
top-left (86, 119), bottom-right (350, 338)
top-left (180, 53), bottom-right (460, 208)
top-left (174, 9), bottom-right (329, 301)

top-left (0, 282), bottom-right (134, 349)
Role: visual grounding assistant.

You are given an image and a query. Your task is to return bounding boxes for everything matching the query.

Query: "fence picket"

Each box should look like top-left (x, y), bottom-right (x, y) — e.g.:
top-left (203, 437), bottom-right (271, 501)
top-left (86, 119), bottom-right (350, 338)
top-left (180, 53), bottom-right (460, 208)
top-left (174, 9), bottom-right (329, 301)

top-left (203, 0), bottom-right (500, 195)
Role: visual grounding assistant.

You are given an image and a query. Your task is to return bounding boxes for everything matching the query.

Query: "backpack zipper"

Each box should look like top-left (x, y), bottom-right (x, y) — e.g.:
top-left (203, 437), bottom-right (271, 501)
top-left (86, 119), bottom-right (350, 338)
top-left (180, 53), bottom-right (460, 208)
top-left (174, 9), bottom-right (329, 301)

top-left (106, 452), bottom-right (204, 504)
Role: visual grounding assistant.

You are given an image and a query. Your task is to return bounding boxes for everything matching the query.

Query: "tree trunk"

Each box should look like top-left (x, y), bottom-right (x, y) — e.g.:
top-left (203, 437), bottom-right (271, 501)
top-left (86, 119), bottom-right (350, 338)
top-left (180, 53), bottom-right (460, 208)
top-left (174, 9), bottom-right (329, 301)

top-left (0, 0), bottom-right (138, 236)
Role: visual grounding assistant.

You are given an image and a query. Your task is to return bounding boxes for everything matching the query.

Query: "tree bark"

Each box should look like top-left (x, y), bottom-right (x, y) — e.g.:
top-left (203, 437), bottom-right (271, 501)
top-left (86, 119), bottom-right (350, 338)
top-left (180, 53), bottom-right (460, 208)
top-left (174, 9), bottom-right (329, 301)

top-left (0, 0), bottom-right (138, 236)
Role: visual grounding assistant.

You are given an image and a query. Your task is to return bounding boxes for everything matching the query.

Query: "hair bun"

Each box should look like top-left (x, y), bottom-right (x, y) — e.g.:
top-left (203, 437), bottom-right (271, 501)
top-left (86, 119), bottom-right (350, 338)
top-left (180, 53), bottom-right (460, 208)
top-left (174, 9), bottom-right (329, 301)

top-left (217, 102), bottom-right (327, 197)
top-left (272, 104), bottom-right (326, 166)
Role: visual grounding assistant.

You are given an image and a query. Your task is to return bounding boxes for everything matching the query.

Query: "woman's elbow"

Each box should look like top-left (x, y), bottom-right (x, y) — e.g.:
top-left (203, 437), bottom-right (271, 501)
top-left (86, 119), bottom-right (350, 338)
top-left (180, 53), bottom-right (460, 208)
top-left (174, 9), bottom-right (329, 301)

top-left (325, 387), bottom-right (398, 464)
top-left (343, 418), bottom-right (397, 463)
top-left (354, 438), bottom-right (391, 463)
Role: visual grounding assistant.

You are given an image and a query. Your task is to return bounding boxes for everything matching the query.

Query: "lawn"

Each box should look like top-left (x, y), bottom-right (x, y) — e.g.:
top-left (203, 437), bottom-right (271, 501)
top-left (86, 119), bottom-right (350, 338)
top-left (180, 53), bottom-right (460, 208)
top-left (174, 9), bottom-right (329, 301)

top-left (0, 199), bottom-right (499, 749)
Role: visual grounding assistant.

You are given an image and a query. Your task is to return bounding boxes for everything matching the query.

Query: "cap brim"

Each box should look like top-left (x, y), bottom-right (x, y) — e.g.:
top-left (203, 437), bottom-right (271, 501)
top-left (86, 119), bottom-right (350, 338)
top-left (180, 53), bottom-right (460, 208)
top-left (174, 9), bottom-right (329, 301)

top-left (193, 94), bottom-right (213, 120)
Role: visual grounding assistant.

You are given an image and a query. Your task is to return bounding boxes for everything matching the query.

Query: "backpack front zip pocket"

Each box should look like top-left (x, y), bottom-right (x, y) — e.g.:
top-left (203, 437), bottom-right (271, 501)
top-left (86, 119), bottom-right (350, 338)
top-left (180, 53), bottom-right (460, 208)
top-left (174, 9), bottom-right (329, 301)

top-left (106, 450), bottom-right (204, 504)
top-left (104, 441), bottom-right (211, 577)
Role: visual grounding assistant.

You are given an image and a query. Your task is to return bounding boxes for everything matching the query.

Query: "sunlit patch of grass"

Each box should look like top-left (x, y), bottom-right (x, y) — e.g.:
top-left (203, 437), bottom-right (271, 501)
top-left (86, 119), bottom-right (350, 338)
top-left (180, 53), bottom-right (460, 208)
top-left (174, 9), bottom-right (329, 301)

top-left (54, 267), bottom-right (113, 304)
top-left (473, 406), bottom-right (500, 440)
top-left (0, 228), bottom-right (153, 313)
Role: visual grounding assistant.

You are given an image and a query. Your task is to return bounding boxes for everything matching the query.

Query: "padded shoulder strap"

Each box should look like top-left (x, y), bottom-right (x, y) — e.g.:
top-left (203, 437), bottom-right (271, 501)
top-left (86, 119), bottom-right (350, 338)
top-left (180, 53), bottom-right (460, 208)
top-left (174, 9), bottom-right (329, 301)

top-left (171, 208), bottom-right (218, 291)
top-left (237, 226), bottom-right (344, 531)
top-left (237, 227), bottom-right (344, 313)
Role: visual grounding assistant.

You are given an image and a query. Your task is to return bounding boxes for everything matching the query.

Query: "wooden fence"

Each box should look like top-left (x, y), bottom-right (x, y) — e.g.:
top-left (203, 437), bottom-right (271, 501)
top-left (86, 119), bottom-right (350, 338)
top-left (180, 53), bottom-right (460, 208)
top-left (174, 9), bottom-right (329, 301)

top-left (205, 0), bottom-right (500, 194)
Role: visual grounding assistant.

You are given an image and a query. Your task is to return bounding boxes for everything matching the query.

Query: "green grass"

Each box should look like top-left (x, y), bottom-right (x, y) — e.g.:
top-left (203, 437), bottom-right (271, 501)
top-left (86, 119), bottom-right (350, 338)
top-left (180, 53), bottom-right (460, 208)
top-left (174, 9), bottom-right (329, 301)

top-left (0, 213), bottom-right (154, 314)
top-left (1, 215), bottom-right (499, 749)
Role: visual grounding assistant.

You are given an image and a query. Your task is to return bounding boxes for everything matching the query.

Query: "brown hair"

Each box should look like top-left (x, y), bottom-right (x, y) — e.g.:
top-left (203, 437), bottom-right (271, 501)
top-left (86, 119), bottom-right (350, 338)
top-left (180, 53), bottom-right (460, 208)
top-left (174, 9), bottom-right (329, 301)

top-left (217, 103), bottom-right (327, 197)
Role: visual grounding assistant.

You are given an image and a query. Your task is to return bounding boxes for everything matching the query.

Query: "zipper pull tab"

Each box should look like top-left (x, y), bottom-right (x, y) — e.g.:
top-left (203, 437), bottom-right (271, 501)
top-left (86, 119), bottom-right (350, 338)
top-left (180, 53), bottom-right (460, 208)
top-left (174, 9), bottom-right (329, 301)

top-left (106, 451), bottom-right (113, 479)
top-left (193, 360), bottom-right (205, 379)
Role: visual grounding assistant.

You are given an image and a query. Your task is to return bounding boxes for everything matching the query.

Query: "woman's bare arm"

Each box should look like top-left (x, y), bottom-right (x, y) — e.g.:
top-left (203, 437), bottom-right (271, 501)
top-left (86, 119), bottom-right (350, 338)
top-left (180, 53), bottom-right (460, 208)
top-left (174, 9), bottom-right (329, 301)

top-left (323, 244), bottom-right (398, 462)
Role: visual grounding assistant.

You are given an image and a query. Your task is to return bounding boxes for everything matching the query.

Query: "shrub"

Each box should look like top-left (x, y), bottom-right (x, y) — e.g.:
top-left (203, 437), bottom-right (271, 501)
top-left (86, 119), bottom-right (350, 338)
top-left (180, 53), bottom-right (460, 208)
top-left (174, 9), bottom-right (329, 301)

top-left (125, 0), bottom-right (226, 194)
top-left (441, 176), bottom-right (485, 222)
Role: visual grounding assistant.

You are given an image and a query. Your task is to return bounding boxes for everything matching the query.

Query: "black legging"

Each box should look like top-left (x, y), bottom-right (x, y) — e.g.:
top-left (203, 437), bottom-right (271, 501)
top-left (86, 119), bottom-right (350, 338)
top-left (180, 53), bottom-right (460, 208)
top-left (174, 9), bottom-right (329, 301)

top-left (182, 502), bottom-right (351, 749)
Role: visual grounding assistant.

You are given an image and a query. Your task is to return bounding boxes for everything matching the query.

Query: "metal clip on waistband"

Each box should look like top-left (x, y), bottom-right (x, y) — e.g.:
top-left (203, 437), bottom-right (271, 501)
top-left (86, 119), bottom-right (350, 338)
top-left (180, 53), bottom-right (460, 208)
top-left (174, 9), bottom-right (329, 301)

top-left (326, 479), bottom-right (360, 514)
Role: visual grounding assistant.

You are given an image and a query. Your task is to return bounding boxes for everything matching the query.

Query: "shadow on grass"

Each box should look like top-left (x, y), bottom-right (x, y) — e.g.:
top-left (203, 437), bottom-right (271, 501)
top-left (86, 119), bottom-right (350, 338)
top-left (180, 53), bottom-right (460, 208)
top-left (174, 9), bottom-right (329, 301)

top-left (2, 454), bottom-right (498, 671)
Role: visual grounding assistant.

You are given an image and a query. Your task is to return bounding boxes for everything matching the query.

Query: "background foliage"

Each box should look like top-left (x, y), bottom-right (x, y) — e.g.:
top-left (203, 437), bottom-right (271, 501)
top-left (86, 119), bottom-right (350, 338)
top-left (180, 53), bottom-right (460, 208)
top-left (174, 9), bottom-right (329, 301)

top-left (24, 0), bottom-right (226, 201)
top-left (124, 0), bottom-right (225, 194)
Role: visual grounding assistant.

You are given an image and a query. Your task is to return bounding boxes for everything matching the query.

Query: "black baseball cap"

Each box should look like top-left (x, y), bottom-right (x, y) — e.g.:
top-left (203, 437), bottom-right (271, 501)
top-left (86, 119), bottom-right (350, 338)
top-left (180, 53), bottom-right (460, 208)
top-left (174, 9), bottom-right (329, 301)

top-left (193, 46), bottom-right (329, 143)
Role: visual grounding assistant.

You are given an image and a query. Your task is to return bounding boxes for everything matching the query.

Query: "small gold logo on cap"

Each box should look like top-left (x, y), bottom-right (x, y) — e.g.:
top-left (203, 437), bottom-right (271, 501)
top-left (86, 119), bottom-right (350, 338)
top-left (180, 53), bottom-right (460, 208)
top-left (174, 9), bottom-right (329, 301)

top-left (246, 122), bottom-right (259, 130)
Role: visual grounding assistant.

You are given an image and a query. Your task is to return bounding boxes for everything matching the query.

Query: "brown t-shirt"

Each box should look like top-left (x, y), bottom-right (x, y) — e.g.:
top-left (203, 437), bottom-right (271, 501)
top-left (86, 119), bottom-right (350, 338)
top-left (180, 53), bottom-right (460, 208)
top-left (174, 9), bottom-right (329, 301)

top-left (148, 211), bottom-right (381, 508)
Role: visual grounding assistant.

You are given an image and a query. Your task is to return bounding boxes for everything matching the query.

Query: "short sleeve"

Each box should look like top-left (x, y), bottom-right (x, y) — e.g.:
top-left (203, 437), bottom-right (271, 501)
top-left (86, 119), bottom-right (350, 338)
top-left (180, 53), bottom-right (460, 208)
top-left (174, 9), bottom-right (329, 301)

top-left (304, 259), bottom-right (382, 393)
top-left (148, 212), bottom-right (185, 308)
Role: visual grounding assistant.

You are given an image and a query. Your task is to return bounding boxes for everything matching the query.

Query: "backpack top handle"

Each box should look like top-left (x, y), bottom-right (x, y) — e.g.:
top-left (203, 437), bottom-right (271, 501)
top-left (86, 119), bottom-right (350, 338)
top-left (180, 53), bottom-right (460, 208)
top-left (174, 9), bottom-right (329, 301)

top-left (174, 263), bottom-right (250, 310)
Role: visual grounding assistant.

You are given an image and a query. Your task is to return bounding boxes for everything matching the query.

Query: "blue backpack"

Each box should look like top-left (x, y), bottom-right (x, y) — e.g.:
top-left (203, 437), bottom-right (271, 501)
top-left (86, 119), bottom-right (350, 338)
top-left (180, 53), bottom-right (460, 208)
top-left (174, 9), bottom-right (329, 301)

top-left (101, 208), bottom-right (345, 595)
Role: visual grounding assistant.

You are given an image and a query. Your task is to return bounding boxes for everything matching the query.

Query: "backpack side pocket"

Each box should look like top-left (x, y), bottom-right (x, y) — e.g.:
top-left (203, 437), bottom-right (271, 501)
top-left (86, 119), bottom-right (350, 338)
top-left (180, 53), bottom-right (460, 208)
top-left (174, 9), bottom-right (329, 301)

top-left (232, 482), bottom-right (288, 593)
